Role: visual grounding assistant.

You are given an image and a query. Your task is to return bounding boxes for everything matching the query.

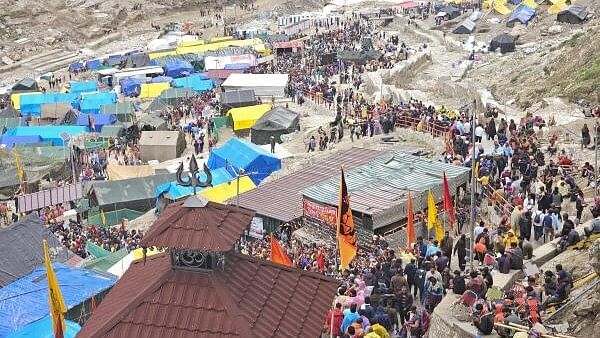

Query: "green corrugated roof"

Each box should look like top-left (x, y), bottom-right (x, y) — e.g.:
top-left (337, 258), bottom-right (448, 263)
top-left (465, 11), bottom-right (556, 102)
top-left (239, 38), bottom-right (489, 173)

top-left (81, 248), bottom-right (128, 272)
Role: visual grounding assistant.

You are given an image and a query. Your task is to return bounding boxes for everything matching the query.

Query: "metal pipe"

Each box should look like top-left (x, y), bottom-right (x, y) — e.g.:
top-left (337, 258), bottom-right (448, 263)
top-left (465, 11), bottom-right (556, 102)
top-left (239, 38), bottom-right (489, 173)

top-left (469, 100), bottom-right (477, 271)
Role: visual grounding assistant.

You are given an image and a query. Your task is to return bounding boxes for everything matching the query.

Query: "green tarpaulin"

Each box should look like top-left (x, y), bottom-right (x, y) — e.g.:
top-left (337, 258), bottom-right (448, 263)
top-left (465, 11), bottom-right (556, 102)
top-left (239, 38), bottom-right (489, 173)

top-left (87, 208), bottom-right (145, 227)
top-left (85, 240), bottom-right (110, 259)
top-left (81, 248), bottom-right (128, 273)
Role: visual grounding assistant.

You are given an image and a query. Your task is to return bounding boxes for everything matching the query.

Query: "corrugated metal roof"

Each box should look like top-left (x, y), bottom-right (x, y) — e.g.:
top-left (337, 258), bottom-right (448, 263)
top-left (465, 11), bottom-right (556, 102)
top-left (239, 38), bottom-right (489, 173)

top-left (302, 151), bottom-right (470, 229)
top-left (233, 147), bottom-right (385, 222)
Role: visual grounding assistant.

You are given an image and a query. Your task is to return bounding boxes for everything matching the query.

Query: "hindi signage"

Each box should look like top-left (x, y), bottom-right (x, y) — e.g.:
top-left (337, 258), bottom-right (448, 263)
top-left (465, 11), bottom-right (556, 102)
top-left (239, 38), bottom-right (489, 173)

top-left (303, 199), bottom-right (337, 226)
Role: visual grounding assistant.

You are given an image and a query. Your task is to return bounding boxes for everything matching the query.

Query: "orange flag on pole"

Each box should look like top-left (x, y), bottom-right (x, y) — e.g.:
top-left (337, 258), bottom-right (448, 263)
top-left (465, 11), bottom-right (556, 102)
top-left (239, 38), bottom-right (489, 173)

top-left (270, 234), bottom-right (293, 267)
top-left (442, 172), bottom-right (456, 229)
top-left (337, 168), bottom-right (358, 270)
top-left (90, 291), bottom-right (97, 314)
top-left (406, 192), bottom-right (416, 251)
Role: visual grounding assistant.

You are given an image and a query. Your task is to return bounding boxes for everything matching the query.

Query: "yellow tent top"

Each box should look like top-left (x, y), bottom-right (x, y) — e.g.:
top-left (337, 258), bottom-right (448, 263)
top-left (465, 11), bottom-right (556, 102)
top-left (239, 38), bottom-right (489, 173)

top-left (178, 40), bottom-right (205, 48)
top-left (139, 82), bottom-right (170, 99)
top-left (176, 38), bottom-right (263, 55)
top-left (548, 1), bottom-right (568, 14)
top-left (200, 176), bottom-right (256, 203)
top-left (228, 104), bottom-right (272, 130)
top-left (519, 0), bottom-right (538, 9)
top-left (210, 36), bottom-right (234, 43)
top-left (148, 49), bottom-right (177, 60)
top-left (131, 247), bottom-right (162, 260)
top-left (10, 92), bottom-right (40, 110)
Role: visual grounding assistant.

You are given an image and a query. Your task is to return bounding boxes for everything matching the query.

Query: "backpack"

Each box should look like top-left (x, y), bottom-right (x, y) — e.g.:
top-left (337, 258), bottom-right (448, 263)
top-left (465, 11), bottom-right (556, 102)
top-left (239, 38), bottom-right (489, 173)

top-left (543, 214), bottom-right (553, 228)
top-left (478, 312), bottom-right (495, 335)
top-left (533, 212), bottom-right (541, 224)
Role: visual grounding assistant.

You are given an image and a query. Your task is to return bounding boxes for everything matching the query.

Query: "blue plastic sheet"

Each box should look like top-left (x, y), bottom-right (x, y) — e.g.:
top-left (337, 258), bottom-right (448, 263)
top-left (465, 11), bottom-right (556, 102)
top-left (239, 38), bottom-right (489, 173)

top-left (79, 92), bottom-right (117, 114)
top-left (5, 126), bottom-right (88, 145)
top-left (120, 78), bottom-right (143, 97)
top-left (0, 135), bottom-right (43, 148)
top-left (163, 60), bottom-right (194, 78)
top-left (69, 81), bottom-right (97, 94)
top-left (75, 113), bottom-right (116, 131)
top-left (7, 315), bottom-right (80, 338)
top-left (172, 75), bottom-right (214, 92)
top-left (156, 167), bottom-right (234, 200)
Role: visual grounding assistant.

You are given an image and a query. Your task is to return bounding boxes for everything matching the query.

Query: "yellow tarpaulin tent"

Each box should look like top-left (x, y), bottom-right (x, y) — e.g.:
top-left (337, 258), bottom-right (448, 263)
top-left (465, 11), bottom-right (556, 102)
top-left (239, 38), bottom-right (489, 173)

top-left (148, 49), bottom-right (178, 60)
top-left (228, 104), bottom-right (272, 130)
top-left (519, 0), bottom-right (538, 9)
top-left (139, 82), bottom-right (170, 99)
top-left (210, 36), bottom-right (234, 43)
top-left (548, 1), bottom-right (568, 14)
top-left (200, 176), bottom-right (256, 203)
top-left (10, 92), bottom-right (39, 110)
top-left (106, 164), bottom-right (155, 180)
top-left (178, 40), bottom-right (205, 48)
top-left (176, 38), bottom-right (263, 55)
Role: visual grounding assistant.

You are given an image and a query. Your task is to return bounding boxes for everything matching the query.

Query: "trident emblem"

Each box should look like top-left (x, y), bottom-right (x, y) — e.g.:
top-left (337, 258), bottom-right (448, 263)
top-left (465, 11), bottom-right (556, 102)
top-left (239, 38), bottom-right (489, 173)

top-left (175, 154), bottom-right (213, 195)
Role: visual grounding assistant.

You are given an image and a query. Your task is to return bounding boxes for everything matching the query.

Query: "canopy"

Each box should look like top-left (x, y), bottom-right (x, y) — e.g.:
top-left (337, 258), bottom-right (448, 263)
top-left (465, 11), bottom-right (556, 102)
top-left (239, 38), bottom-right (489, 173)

top-left (228, 104), bottom-right (271, 131)
top-left (123, 52), bottom-right (151, 68)
top-left (0, 263), bottom-right (115, 337)
top-left (0, 135), bottom-right (43, 148)
top-left (507, 5), bottom-right (536, 27)
top-left (106, 164), bottom-right (155, 180)
top-left (557, 5), bottom-right (588, 24)
top-left (151, 76), bottom-right (173, 83)
top-left (207, 138), bottom-right (281, 185)
top-left (11, 78), bottom-right (38, 92)
top-left (251, 106), bottom-right (299, 145)
top-left (156, 167), bottom-right (234, 201)
top-left (6, 315), bottom-right (80, 338)
top-left (159, 87), bottom-right (196, 105)
top-left (140, 82), bottom-right (170, 98)
top-left (6, 126), bottom-right (88, 145)
top-left (87, 209), bottom-right (145, 227)
top-left (79, 92), bottom-right (117, 114)
top-left (99, 102), bottom-right (135, 122)
top-left (69, 81), bottom-right (97, 94)
top-left (163, 60), bottom-right (194, 78)
top-left (453, 19), bottom-right (476, 34)
top-left (490, 33), bottom-right (516, 53)
top-left (76, 113), bottom-right (116, 131)
top-left (120, 78), bottom-right (143, 97)
top-left (172, 74), bottom-right (214, 92)
top-left (146, 98), bottom-right (171, 114)
top-left (220, 89), bottom-right (256, 109)
top-left (200, 175), bottom-right (256, 203)
top-left (99, 124), bottom-right (125, 138)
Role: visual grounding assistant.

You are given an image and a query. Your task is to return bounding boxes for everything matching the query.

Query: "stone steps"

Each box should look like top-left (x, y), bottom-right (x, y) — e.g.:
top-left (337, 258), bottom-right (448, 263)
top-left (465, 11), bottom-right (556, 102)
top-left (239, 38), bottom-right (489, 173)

top-left (35, 54), bottom-right (82, 74)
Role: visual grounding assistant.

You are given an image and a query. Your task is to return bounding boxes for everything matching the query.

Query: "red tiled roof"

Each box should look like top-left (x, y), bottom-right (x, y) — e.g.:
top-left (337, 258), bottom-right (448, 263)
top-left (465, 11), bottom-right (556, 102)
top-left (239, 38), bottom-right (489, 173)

top-left (140, 200), bottom-right (255, 251)
top-left (233, 147), bottom-right (385, 222)
top-left (77, 252), bottom-right (338, 338)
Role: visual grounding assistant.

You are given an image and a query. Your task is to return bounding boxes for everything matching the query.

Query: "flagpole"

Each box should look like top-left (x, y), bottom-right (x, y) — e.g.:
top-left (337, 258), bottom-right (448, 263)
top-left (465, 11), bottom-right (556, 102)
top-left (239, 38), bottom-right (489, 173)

top-left (469, 100), bottom-right (477, 272)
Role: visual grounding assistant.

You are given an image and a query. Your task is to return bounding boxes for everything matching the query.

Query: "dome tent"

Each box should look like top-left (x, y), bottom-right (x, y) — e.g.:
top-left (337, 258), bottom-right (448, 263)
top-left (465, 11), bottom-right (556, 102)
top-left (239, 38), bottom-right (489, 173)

top-left (490, 33), bottom-right (516, 53)
top-left (251, 106), bottom-right (299, 145)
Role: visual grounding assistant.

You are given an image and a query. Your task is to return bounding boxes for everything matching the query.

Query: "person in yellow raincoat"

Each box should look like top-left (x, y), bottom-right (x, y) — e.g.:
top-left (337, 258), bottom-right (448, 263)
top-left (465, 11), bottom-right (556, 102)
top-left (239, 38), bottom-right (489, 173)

top-left (503, 229), bottom-right (519, 249)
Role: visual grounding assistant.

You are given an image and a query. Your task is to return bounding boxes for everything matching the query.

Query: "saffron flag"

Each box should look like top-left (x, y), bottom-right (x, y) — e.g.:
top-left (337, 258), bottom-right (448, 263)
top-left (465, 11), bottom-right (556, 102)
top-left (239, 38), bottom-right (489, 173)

top-left (270, 234), bottom-right (293, 267)
top-left (14, 150), bottom-right (23, 184)
top-left (44, 240), bottom-right (66, 337)
top-left (427, 190), bottom-right (444, 241)
top-left (100, 209), bottom-right (106, 226)
top-left (406, 192), bottom-right (416, 251)
top-left (442, 172), bottom-right (456, 229)
top-left (337, 168), bottom-right (357, 270)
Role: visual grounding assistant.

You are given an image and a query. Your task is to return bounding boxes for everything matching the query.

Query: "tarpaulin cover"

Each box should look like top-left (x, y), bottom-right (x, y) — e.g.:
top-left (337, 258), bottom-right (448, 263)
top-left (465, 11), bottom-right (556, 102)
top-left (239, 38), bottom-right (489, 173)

top-left (106, 164), bottom-right (155, 181)
top-left (107, 54), bottom-right (124, 67)
top-left (69, 62), bottom-right (84, 72)
top-left (124, 53), bottom-right (151, 68)
top-left (79, 92), bottom-right (117, 114)
top-left (146, 98), bottom-right (171, 114)
top-left (76, 113), bottom-right (116, 131)
top-left (0, 263), bottom-right (115, 337)
top-left (7, 315), bottom-right (80, 338)
top-left (151, 76), bottom-right (173, 83)
top-left (0, 135), bottom-right (43, 148)
top-left (163, 60), bottom-right (194, 78)
top-left (207, 138), bottom-right (281, 185)
top-left (6, 126), bottom-right (88, 146)
top-left (19, 93), bottom-right (79, 116)
top-left (120, 78), bottom-right (143, 97)
top-left (80, 248), bottom-right (128, 273)
top-left (85, 240), bottom-right (110, 259)
top-left (10, 92), bottom-right (39, 111)
top-left (69, 81), bottom-right (97, 94)
top-left (220, 89), bottom-right (256, 109)
top-left (507, 5), bottom-right (536, 27)
top-left (172, 74), bottom-right (214, 92)
top-left (86, 59), bottom-right (102, 70)
top-left (224, 63), bottom-right (250, 70)
top-left (140, 82), bottom-right (170, 98)
top-left (11, 78), bottom-right (38, 92)
top-left (156, 167), bottom-right (233, 200)
top-left (200, 175), bottom-right (256, 203)
top-left (99, 102), bottom-right (135, 122)
top-left (87, 209), bottom-right (145, 227)
top-left (227, 104), bottom-right (271, 130)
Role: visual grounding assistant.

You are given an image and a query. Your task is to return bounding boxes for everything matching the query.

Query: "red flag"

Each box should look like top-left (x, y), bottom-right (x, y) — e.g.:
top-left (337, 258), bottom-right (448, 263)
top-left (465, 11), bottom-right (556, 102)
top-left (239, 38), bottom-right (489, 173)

top-left (442, 172), bottom-right (456, 229)
top-left (270, 234), bottom-right (293, 267)
top-left (406, 192), bottom-right (416, 251)
top-left (91, 291), bottom-right (97, 314)
top-left (54, 313), bottom-right (64, 338)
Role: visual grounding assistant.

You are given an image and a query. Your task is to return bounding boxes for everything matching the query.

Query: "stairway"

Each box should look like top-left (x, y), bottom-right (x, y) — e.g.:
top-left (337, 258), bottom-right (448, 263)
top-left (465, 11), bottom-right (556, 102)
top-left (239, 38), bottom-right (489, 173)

top-left (21, 49), bottom-right (82, 74)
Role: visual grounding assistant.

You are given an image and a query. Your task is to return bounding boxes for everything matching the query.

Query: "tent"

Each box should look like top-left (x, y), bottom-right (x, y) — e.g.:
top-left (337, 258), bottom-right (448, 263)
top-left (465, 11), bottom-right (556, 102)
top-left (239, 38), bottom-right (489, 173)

top-left (99, 102), bottom-right (135, 122)
top-left (222, 73), bottom-right (289, 97)
top-left (507, 5), bottom-right (536, 27)
top-left (145, 98), bottom-right (171, 114)
top-left (158, 87), bottom-right (196, 105)
top-left (86, 59), bottom-right (103, 70)
top-left (228, 104), bottom-right (272, 130)
top-left (80, 248), bottom-right (128, 273)
top-left (61, 110), bottom-right (79, 125)
top-left (490, 33), bottom-right (516, 53)
top-left (453, 19), bottom-right (476, 34)
top-left (69, 81), bottom-right (97, 94)
top-left (6, 315), bottom-right (80, 338)
top-left (200, 175), bottom-right (256, 203)
top-left (85, 240), bottom-right (110, 259)
top-left (11, 78), bottom-right (38, 92)
top-left (76, 113), bottom-right (116, 131)
top-left (39, 103), bottom-right (72, 121)
top-left (19, 93), bottom-right (78, 116)
top-left (0, 263), bottom-right (115, 337)
top-left (439, 5), bottom-right (461, 20)
top-left (87, 209), bottom-right (145, 227)
top-left (336, 50), bottom-right (382, 65)
top-left (138, 113), bottom-right (168, 131)
top-left (120, 78), bottom-right (143, 97)
top-left (69, 61), bottom-right (85, 72)
top-left (163, 60), bottom-right (194, 78)
top-left (251, 106), bottom-right (299, 145)
top-left (10, 92), bottom-right (38, 111)
top-left (140, 82), bottom-right (170, 98)
top-left (0, 135), bottom-right (42, 148)
top-left (220, 89), bottom-right (256, 109)
top-left (156, 167), bottom-right (234, 201)
top-left (5, 126), bottom-right (88, 146)
top-left (0, 104), bottom-right (19, 118)
top-left (207, 138), bottom-right (281, 185)
top-left (557, 5), bottom-right (588, 24)
top-left (106, 164), bottom-right (155, 180)
top-left (139, 131), bottom-right (186, 162)
top-left (79, 92), bottom-right (117, 114)
top-left (123, 52), bottom-right (151, 68)
top-left (151, 76), bottom-right (173, 83)
top-left (172, 74), bottom-right (214, 92)
top-left (99, 124), bottom-right (126, 138)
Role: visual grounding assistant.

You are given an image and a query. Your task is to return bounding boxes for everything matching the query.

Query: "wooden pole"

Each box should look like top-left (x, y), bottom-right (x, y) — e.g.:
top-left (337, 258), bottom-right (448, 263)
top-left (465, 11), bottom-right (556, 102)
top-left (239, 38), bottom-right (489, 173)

top-left (494, 322), bottom-right (576, 338)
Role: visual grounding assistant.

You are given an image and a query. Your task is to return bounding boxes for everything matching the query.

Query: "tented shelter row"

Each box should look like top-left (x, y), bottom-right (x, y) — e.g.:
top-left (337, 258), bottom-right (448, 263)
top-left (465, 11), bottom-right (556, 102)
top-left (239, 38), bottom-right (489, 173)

top-left (69, 80), bottom-right (97, 94)
top-left (76, 113), bottom-right (117, 131)
top-left (19, 92), bottom-right (79, 115)
top-left (40, 103), bottom-right (72, 121)
top-left (228, 104), bottom-right (272, 131)
top-left (10, 92), bottom-right (39, 111)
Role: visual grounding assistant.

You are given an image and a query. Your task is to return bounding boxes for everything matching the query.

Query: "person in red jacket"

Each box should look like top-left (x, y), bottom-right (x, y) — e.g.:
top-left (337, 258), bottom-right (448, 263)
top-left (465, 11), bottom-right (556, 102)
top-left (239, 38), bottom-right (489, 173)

top-left (325, 302), bottom-right (344, 338)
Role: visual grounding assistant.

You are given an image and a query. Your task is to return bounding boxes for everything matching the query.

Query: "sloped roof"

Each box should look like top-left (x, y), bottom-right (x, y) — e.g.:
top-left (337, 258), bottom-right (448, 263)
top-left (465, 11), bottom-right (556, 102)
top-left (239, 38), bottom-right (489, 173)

top-left (220, 89), bottom-right (256, 106)
top-left (0, 215), bottom-right (74, 287)
top-left (139, 131), bottom-right (182, 146)
top-left (453, 19), bottom-right (476, 34)
top-left (77, 252), bottom-right (337, 338)
top-left (141, 200), bottom-right (255, 251)
top-left (558, 4), bottom-right (588, 21)
top-left (89, 173), bottom-right (176, 207)
top-left (251, 106), bottom-right (299, 131)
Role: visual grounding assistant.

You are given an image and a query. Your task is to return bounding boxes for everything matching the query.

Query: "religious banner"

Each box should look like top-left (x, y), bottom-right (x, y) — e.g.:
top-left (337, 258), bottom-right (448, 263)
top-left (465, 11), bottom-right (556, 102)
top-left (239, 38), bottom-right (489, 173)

top-left (303, 199), bottom-right (337, 226)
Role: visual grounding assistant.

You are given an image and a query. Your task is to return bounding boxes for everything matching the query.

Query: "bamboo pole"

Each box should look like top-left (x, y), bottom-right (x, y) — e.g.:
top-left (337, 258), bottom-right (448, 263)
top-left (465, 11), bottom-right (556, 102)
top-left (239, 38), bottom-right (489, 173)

top-left (493, 322), bottom-right (576, 338)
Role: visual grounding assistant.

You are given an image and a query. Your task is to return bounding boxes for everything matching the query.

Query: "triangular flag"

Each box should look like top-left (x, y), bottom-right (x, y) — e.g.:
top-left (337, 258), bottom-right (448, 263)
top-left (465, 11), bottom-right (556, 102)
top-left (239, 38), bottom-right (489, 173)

top-left (337, 168), bottom-right (358, 270)
top-left (44, 240), bottom-right (66, 337)
top-left (442, 172), bottom-right (456, 229)
top-left (406, 192), bottom-right (416, 251)
top-left (270, 234), bottom-right (293, 267)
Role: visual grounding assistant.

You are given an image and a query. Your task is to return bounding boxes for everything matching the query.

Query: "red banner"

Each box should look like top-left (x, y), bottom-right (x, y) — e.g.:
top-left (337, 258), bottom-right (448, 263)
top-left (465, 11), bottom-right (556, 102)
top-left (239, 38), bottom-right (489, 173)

top-left (303, 199), bottom-right (337, 226)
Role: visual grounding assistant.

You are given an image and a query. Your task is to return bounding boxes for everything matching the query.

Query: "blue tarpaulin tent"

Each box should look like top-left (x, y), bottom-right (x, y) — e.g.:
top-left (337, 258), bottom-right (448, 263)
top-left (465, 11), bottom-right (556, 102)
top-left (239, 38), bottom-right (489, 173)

top-left (507, 5), bottom-right (536, 27)
top-left (0, 263), bottom-right (115, 337)
top-left (86, 59), bottom-right (102, 70)
top-left (156, 167), bottom-right (234, 200)
top-left (120, 78), bottom-right (144, 97)
top-left (151, 76), bottom-right (173, 83)
top-left (69, 62), bottom-right (84, 72)
top-left (163, 60), bottom-right (194, 78)
top-left (69, 81), bottom-right (97, 94)
top-left (207, 138), bottom-right (281, 185)
top-left (7, 315), bottom-right (80, 338)
top-left (6, 126), bottom-right (88, 145)
top-left (76, 113), bottom-right (116, 131)
top-left (172, 74), bottom-right (214, 92)
top-left (19, 93), bottom-right (79, 115)
top-left (224, 63), bottom-right (250, 70)
top-left (79, 92), bottom-right (117, 114)
top-left (0, 135), bottom-right (43, 148)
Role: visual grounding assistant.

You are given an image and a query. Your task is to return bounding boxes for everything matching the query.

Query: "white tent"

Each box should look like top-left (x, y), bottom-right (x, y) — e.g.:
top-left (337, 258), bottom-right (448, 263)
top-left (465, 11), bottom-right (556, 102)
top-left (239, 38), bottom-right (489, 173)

top-left (222, 73), bottom-right (290, 97)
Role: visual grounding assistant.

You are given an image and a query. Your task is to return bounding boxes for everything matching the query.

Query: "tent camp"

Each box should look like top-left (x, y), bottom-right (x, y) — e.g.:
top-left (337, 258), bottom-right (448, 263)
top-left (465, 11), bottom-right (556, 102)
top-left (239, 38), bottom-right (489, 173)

top-left (228, 104), bottom-right (272, 131)
top-left (557, 5), bottom-right (588, 24)
top-left (490, 33), bottom-right (516, 53)
top-left (79, 92), bottom-right (117, 114)
top-left (222, 73), bottom-right (289, 97)
top-left (159, 87), bottom-right (196, 105)
top-left (207, 138), bottom-right (281, 185)
top-left (163, 60), bottom-right (194, 78)
top-left (69, 81), bottom-right (97, 94)
top-left (453, 19), bottom-right (476, 34)
top-left (139, 131), bottom-right (186, 162)
top-left (220, 89), bottom-right (257, 110)
top-left (5, 126), bottom-right (88, 145)
top-left (138, 113), bottom-right (168, 131)
top-left (100, 102), bottom-right (136, 122)
top-left (251, 106), bottom-right (299, 145)
top-left (11, 78), bottom-right (38, 92)
top-left (39, 103), bottom-right (72, 121)
top-left (439, 5), bottom-right (461, 20)
top-left (88, 173), bottom-right (176, 211)
top-left (172, 74), bottom-right (214, 92)
top-left (0, 215), bottom-right (74, 287)
top-left (507, 5), bottom-right (536, 27)
top-left (76, 113), bottom-right (116, 131)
